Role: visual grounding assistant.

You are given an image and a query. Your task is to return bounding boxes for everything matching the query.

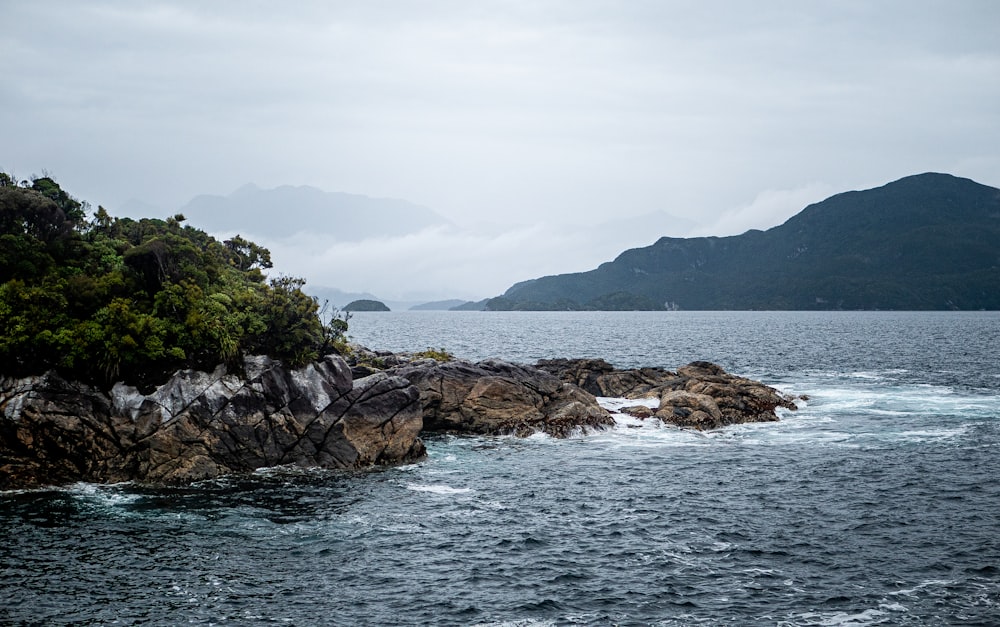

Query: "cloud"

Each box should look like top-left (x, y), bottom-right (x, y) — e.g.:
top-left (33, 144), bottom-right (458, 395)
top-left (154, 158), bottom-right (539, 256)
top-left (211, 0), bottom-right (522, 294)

top-left (3, 0), bottom-right (999, 300)
top-left (251, 224), bottom-right (571, 301)
top-left (237, 215), bottom-right (682, 303)
top-left (692, 183), bottom-right (836, 237)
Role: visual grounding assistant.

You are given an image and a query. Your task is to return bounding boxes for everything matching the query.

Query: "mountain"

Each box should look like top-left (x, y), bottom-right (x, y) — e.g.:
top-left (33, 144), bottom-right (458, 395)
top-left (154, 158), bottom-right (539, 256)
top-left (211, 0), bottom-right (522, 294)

top-left (179, 184), bottom-right (449, 240)
top-left (489, 173), bottom-right (1000, 311)
top-left (410, 299), bottom-right (470, 311)
top-left (451, 299), bottom-right (490, 311)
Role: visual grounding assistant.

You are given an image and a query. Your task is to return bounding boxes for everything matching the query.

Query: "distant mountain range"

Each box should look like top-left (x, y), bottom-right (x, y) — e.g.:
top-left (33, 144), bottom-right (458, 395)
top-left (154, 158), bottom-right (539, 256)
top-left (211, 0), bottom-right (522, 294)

top-left (178, 183), bottom-right (449, 240)
top-left (487, 173), bottom-right (1000, 310)
top-left (409, 299), bottom-right (470, 311)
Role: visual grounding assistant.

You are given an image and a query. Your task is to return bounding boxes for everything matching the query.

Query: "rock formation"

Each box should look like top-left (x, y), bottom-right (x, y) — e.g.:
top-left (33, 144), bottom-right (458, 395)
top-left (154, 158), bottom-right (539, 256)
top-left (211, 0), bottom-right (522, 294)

top-left (535, 358), bottom-right (797, 429)
top-left (1, 349), bottom-right (798, 489)
top-left (0, 355), bottom-right (425, 489)
top-left (389, 358), bottom-right (615, 437)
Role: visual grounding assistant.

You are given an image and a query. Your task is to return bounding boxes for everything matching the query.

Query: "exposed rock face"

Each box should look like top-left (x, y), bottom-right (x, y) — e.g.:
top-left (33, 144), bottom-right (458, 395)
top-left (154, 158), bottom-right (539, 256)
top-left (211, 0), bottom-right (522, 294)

top-left (1, 350), bottom-right (798, 489)
top-left (534, 358), bottom-right (682, 398)
top-left (536, 358), bottom-right (797, 430)
top-left (390, 358), bottom-right (615, 437)
top-left (0, 355), bottom-right (425, 489)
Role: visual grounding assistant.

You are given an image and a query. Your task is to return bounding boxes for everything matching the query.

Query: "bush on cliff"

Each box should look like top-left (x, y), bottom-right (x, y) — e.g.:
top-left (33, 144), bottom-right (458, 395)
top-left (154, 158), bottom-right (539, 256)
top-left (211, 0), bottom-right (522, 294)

top-left (0, 173), bottom-right (346, 390)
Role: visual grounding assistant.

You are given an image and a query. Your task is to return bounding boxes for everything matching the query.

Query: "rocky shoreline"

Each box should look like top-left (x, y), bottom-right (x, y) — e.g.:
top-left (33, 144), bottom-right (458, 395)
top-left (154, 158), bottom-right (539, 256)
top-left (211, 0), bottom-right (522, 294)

top-left (0, 349), bottom-right (798, 489)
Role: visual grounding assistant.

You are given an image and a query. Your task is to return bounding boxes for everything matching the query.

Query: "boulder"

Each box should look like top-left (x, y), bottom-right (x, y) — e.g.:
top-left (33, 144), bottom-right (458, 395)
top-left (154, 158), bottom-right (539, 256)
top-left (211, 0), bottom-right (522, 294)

top-left (655, 390), bottom-right (723, 429)
top-left (537, 358), bottom-right (797, 430)
top-left (0, 354), bottom-right (425, 489)
top-left (535, 358), bottom-right (686, 398)
top-left (619, 405), bottom-right (655, 419)
top-left (390, 358), bottom-right (614, 437)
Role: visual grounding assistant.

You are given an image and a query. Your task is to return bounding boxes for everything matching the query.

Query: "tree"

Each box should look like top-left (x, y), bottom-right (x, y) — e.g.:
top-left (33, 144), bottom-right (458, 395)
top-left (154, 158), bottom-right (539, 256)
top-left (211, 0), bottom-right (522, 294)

top-left (0, 170), bottom-right (343, 388)
top-left (224, 235), bottom-right (272, 272)
top-left (30, 176), bottom-right (86, 226)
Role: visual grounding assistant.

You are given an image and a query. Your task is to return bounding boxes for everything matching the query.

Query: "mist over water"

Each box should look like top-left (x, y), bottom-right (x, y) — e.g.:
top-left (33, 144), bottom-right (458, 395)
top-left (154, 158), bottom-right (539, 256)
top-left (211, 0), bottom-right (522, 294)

top-left (3, 312), bottom-right (999, 625)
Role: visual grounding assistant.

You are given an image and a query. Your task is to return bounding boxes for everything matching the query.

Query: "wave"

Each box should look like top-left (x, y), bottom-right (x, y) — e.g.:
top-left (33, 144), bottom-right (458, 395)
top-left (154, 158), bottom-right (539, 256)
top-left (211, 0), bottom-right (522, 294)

top-left (587, 377), bottom-right (999, 451)
top-left (405, 483), bottom-right (475, 495)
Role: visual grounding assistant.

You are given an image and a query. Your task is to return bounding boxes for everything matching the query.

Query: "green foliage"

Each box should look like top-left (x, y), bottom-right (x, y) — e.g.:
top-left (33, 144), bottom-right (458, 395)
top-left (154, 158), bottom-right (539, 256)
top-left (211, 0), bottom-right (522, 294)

top-left (412, 348), bottom-right (453, 362)
top-left (583, 291), bottom-right (664, 311)
top-left (317, 302), bottom-right (352, 356)
top-left (0, 173), bottom-right (343, 389)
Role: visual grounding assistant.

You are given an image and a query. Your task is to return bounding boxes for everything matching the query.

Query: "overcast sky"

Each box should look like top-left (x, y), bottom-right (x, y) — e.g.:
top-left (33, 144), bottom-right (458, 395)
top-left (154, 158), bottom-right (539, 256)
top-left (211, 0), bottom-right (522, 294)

top-left (4, 1), bottom-right (999, 302)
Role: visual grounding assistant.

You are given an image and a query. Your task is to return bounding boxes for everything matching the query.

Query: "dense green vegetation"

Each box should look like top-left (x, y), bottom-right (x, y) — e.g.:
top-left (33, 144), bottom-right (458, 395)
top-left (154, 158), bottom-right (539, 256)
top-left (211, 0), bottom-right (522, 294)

top-left (486, 291), bottom-right (662, 311)
top-left (489, 173), bottom-right (1000, 310)
top-left (0, 174), bottom-right (348, 390)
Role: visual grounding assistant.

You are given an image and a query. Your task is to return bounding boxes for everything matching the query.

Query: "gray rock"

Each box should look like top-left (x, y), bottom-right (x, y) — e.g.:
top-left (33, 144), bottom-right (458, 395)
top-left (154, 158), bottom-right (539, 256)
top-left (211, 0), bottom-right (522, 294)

top-left (537, 358), bottom-right (797, 430)
top-left (391, 358), bottom-right (614, 437)
top-left (0, 354), bottom-right (424, 489)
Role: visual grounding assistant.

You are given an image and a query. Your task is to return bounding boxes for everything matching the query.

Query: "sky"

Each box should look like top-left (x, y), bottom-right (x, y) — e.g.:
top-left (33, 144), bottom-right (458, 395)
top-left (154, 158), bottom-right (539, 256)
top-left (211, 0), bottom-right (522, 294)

top-left (3, 0), bottom-right (999, 303)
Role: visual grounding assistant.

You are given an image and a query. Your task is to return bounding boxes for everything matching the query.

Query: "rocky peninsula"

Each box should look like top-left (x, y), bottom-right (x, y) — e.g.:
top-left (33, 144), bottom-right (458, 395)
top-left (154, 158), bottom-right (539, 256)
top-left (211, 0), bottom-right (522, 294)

top-left (1, 349), bottom-right (797, 490)
top-left (0, 177), bottom-right (799, 490)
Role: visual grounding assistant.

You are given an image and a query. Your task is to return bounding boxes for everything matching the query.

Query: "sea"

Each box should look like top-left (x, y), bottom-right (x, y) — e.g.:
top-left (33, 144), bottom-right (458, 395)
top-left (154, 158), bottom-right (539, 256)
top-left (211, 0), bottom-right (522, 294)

top-left (2, 311), bottom-right (999, 626)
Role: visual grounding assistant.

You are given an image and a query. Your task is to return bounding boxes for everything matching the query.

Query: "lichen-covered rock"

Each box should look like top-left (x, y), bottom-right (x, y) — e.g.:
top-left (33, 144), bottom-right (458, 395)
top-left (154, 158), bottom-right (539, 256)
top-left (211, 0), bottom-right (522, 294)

top-left (0, 354), bottom-right (425, 489)
top-left (391, 359), bottom-right (614, 437)
top-left (537, 358), bottom-right (797, 430)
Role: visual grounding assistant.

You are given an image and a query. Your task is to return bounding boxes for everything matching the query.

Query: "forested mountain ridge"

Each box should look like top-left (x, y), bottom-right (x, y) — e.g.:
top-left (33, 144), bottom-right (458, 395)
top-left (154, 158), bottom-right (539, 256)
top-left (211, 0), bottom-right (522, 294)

top-left (488, 173), bottom-right (1000, 310)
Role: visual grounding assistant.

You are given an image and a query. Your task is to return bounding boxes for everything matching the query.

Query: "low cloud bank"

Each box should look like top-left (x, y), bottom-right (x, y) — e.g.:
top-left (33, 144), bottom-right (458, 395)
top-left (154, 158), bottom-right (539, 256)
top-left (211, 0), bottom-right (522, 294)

top-left (214, 182), bottom-right (845, 303)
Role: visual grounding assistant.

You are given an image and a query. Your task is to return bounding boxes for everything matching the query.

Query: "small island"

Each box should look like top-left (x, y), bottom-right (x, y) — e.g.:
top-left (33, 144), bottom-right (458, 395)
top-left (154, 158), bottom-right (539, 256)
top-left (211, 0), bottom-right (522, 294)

top-left (344, 299), bottom-right (390, 312)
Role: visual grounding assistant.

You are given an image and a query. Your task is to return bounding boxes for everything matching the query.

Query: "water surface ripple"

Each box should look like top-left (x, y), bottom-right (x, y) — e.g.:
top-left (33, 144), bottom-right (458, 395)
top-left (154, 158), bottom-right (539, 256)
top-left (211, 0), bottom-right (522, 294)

top-left (3, 311), bottom-right (999, 625)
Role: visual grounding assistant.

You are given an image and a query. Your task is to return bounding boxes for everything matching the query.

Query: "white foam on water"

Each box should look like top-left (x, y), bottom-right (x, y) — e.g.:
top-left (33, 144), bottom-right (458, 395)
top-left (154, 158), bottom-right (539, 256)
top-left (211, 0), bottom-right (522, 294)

top-left (596, 395), bottom-right (659, 411)
top-left (405, 483), bottom-right (474, 495)
top-left (252, 464), bottom-right (337, 479)
top-left (379, 522), bottom-right (424, 533)
top-left (894, 425), bottom-right (971, 442)
top-left (849, 371), bottom-right (891, 381)
top-left (792, 606), bottom-right (904, 626)
top-left (595, 417), bottom-right (714, 449)
top-left (65, 482), bottom-right (142, 507)
top-left (888, 578), bottom-right (956, 597)
top-left (587, 381), bottom-right (1000, 451)
top-left (794, 382), bottom-right (1000, 420)
top-left (393, 462), bottom-right (422, 472)
top-left (472, 621), bottom-right (556, 627)
top-left (817, 609), bottom-right (888, 626)
top-left (525, 430), bottom-right (553, 441)
top-left (590, 395), bottom-right (841, 449)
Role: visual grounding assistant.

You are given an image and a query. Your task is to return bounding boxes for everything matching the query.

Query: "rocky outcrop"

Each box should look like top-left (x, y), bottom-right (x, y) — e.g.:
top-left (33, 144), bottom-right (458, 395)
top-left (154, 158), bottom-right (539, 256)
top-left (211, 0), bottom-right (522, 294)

top-left (390, 358), bottom-right (615, 437)
top-left (536, 358), bottom-right (797, 430)
top-left (533, 358), bottom-right (679, 398)
top-left (0, 355), bottom-right (425, 489)
top-left (1, 350), bottom-right (798, 489)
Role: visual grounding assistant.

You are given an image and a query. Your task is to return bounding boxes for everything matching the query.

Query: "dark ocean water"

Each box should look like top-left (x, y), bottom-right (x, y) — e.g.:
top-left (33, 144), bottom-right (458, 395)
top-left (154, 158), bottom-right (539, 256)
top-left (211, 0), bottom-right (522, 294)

top-left (3, 311), bottom-right (999, 626)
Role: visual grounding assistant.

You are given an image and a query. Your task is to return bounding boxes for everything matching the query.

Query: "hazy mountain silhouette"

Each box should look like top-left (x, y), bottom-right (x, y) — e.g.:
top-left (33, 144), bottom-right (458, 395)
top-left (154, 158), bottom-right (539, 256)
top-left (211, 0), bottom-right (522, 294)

top-left (179, 184), bottom-right (449, 240)
top-left (489, 173), bottom-right (1000, 310)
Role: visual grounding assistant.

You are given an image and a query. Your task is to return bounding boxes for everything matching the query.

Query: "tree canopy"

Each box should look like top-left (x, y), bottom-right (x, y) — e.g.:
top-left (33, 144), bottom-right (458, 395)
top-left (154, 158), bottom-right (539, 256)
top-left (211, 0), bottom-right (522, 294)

top-left (0, 174), bottom-right (346, 390)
